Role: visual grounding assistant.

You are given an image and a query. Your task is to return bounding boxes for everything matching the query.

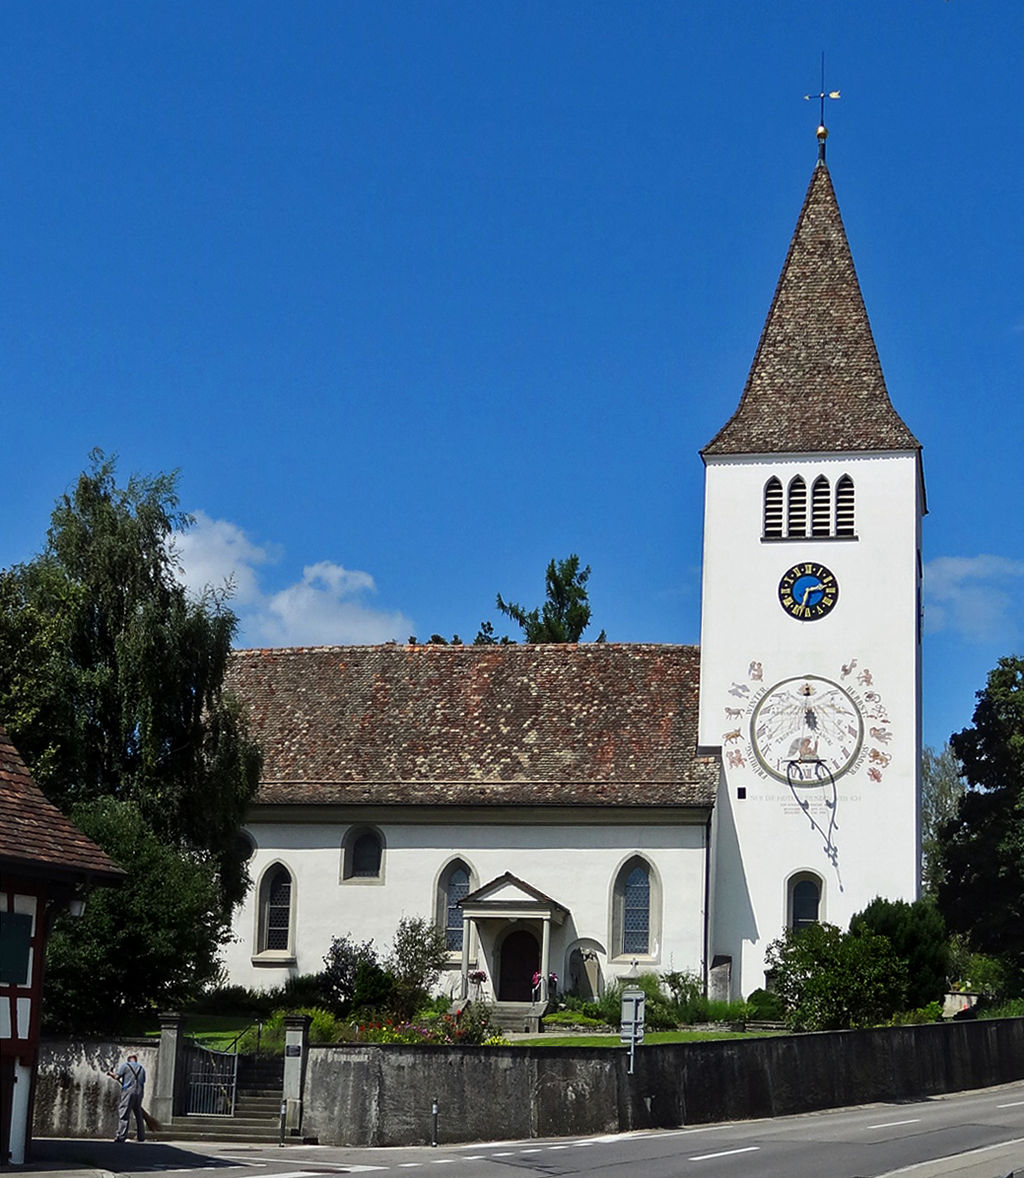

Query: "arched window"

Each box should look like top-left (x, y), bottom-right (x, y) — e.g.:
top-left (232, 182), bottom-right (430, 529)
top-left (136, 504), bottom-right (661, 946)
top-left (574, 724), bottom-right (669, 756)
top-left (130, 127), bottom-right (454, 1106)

top-left (788, 873), bottom-right (823, 932)
top-left (610, 856), bottom-right (661, 960)
top-left (445, 863), bottom-right (470, 950)
top-left (623, 864), bottom-right (650, 954)
top-left (763, 477), bottom-right (783, 538)
top-left (341, 826), bottom-right (385, 881)
top-left (836, 475), bottom-right (855, 537)
top-left (787, 477), bottom-right (807, 537)
top-left (435, 858), bottom-right (476, 957)
top-left (812, 476), bottom-right (831, 536)
top-left (257, 864), bottom-right (294, 956)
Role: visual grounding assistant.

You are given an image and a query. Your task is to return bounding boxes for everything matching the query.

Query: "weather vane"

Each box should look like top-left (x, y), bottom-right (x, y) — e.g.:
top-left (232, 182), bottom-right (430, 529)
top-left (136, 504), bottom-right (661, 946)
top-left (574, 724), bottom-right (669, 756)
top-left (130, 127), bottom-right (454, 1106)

top-left (804, 52), bottom-right (840, 160)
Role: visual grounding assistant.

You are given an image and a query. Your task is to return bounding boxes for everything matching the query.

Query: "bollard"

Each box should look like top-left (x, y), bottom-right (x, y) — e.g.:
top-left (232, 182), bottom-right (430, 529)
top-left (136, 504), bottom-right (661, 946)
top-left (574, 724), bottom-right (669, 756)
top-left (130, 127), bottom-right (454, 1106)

top-left (432, 1098), bottom-right (439, 1147)
top-left (279, 1099), bottom-right (287, 1146)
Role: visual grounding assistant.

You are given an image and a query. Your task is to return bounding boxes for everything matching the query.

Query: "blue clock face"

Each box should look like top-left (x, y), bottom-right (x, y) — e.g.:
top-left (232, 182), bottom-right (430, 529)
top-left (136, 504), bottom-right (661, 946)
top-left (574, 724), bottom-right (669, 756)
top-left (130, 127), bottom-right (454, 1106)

top-left (778, 562), bottom-right (839, 620)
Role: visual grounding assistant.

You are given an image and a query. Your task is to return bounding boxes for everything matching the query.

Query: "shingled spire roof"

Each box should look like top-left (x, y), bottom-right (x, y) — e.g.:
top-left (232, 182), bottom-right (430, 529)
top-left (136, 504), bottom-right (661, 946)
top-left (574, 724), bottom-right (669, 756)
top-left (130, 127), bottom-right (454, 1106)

top-left (702, 160), bottom-right (919, 456)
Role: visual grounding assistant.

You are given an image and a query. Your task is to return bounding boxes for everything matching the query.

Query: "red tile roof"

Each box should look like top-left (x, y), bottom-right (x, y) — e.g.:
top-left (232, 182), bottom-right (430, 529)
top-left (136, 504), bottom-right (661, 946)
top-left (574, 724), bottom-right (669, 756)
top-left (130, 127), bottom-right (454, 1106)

top-left (227, 643), bottom-right (718, 809)
top-left (0, 725), bottom-right (123, 882)
top-left (703, 162), bottom-right (919, 457)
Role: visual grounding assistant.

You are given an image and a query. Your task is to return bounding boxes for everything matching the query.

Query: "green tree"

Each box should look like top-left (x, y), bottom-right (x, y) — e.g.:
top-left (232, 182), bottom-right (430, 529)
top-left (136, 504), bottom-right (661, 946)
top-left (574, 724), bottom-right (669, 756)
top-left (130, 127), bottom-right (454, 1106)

top-left (0, 451), bottom-right (261, 912)
top-left (482, 554), bottom-right (606, 644)
top-left (920, 743), bottom-right (965, 896)
top-left (764, 922), bottom-right (906, 1031)
top-left (849, 896), bottom-right (950, 1010)
top-left (939, 657), bottom-right (1024, 976)
top-left (384, 914), bottom-right (450, 1019)
top-left (44, 798), bottom-right (229, 1032)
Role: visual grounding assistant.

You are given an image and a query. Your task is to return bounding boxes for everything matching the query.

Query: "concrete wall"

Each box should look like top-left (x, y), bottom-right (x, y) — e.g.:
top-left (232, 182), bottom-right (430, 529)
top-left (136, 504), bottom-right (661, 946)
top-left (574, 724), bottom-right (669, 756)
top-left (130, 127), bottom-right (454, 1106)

top-left (33, 1039), bottom-right (156, 1141)
top-left (34, 1020), bottom-right (1024, 1147)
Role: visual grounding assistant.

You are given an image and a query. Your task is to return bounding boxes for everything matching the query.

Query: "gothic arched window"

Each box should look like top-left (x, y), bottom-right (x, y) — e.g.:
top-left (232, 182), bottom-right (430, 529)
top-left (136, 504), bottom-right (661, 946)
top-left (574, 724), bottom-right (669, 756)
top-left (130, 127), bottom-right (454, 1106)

top-left (257, 864), bottom-right (294, 956)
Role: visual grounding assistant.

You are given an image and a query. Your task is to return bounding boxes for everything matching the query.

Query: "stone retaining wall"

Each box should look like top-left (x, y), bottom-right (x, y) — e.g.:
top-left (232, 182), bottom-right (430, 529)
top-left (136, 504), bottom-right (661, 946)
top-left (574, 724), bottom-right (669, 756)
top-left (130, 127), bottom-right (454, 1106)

top-left (34, 1019), bottom-right (1024, 1146)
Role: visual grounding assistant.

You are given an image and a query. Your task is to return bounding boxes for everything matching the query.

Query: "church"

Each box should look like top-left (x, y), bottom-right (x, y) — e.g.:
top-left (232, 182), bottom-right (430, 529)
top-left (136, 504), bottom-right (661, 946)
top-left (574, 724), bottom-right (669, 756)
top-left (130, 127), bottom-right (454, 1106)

top-left (221, 124), bottom-right (923, 1012)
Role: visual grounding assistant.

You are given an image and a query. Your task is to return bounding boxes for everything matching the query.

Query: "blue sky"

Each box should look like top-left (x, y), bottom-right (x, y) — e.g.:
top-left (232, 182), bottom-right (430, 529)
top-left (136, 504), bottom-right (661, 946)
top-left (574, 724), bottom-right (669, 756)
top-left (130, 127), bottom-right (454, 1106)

top-left (2, 2), bottom-right (1021, 754)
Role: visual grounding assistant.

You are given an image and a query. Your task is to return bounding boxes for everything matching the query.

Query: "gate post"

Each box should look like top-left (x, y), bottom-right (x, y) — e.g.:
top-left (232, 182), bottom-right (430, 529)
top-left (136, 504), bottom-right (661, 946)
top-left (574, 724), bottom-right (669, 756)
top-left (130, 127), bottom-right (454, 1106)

top-left (153, 1012), bottom-right (185, 1124)
top-left (282, 1015), bottom-right (311, 1138)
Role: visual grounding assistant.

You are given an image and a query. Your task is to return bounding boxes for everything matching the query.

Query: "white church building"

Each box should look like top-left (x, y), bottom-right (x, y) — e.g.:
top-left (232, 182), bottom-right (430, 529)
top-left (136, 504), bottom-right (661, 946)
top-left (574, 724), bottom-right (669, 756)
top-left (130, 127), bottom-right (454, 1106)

top-left (221, 132), bottom-right (923, 1009)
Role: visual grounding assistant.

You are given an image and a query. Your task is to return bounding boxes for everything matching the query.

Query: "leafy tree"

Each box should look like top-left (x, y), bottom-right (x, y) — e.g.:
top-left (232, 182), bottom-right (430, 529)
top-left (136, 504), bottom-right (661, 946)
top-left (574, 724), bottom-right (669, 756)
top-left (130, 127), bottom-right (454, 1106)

top-left (44, 798), bottom-right (229, 1032)
top-left (764, 923), bottom-right (906, 1031)
top-left (0, 450), bottom-right (261, 913)
top-left (938, 657), bottom-right (1024, 977)
top-left (920, 743), bottom-right (965, 896)
top-left (322, 934), bottom-right (379, 1014)
top-left (849, 896), bottom-right (950, 1010)
top-left (384, 914), bottom-right (450, 1019)
top-left (483, 554), bottom-right (606, 644)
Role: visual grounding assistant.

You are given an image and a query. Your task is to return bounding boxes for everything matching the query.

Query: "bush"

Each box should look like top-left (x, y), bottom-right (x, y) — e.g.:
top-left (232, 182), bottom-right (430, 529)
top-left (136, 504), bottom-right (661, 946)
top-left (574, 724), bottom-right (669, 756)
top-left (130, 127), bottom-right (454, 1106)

top-left (891, 1001), bottom-right (944, 1025)
top-left (384, 915), bottom-right (450, 1020)
top-left (323, 935), bottom-right (378, 1015)
top-left (542, 1009), bottom-right (607, 1029)
top-left (354, 1002), bottom-right (502, 1045)
top-left (235, 1006), bottom-right (344, 1053)
top-left (746, 988), bottom-right (786, 1021)
top-left (599, 973), bottom-right (678, 1031)
top-left (764, 923), bottom-right (907, 1031)
top-left (849, 896), bottom-right (950, 1009)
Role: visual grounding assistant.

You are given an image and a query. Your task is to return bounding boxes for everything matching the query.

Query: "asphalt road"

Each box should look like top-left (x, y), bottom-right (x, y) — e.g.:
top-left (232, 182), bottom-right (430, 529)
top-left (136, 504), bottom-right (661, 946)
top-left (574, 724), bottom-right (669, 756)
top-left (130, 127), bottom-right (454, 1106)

top-left (22, 1081), bottom-right (1024, 1178)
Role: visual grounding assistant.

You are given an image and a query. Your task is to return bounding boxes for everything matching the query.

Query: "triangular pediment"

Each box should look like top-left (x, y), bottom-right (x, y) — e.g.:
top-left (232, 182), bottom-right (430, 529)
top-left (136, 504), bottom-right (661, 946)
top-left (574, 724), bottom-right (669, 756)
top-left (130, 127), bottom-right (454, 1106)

top-left (460, 871), bottom-right (568, 922)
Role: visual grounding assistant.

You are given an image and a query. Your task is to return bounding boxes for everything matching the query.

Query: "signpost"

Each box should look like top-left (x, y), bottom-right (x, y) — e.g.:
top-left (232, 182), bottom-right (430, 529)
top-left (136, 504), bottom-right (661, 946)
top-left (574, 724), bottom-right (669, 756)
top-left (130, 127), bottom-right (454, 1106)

top-left (619, 985), bottom-right (646, 1075)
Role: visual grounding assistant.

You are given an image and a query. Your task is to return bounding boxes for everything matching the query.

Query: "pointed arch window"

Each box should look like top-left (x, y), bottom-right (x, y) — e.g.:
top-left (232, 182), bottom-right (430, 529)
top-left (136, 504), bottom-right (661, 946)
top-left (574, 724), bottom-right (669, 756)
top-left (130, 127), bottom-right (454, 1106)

top-left (811, 476), bottom-right (831, 536)
top-left (256, 864), bottom-right (295, 958)
top-left (763, 478), bottom-right (783, 538)
top-left (836, 475), bottom-right (855, 537)
top-left (435, 858), bottom-right (476, 958)
top-left (610, 855), bottom-right (661, 960)
top-left (787, 477), bottom-right (807, 537)
top-left (444, 863), bottom-right (470, 950)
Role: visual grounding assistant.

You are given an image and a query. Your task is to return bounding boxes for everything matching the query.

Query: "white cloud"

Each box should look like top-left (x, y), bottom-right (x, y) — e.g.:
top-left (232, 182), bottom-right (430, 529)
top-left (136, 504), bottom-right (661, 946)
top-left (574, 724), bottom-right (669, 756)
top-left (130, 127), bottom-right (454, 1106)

top-left (923, 554), bottom-right (1024, 643)
top-left (171, 513), bottom-right (413, 648)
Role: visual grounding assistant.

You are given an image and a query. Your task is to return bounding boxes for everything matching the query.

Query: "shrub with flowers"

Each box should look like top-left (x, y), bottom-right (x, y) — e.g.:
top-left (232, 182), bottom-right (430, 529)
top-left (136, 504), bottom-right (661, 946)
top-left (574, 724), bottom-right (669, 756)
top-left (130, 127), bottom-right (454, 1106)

top-left (355, 1001), bottom-right (503, 1046)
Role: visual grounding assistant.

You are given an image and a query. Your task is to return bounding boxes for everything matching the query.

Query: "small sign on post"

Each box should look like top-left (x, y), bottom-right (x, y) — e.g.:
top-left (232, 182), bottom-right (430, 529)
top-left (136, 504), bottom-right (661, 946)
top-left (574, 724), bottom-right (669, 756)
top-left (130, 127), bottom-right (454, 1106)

top-left (619, 985), bottom-right (646, 1074)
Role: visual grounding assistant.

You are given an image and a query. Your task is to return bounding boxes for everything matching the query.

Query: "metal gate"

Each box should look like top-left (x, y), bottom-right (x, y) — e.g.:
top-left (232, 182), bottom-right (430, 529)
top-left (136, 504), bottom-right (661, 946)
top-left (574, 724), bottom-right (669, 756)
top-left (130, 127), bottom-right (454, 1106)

top-left (184, 1041), bottom-right (238, 1115)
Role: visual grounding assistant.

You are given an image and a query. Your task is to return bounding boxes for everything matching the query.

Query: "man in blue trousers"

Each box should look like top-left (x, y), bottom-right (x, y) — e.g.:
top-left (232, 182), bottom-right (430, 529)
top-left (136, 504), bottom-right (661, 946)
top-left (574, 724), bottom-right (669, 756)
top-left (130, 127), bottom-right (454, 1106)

top-left (107, 1052), bottom-right (146, 1142)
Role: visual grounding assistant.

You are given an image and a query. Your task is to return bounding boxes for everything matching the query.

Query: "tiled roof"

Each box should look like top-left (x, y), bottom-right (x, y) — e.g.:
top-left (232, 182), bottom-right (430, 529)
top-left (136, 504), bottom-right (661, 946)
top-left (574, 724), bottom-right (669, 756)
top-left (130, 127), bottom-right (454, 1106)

top-left (703, 162), bottom-right (919, 456)
top-left (226, 643), bottom-right (718, 809)
top-left (0, 725), bottom-right (123, 881)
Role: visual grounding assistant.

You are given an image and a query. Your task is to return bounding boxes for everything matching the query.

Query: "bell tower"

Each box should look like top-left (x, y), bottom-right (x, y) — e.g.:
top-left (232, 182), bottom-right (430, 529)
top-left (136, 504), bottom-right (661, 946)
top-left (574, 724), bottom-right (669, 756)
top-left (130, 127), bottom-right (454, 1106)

top-left (697, 130), bottom-right (925, 997)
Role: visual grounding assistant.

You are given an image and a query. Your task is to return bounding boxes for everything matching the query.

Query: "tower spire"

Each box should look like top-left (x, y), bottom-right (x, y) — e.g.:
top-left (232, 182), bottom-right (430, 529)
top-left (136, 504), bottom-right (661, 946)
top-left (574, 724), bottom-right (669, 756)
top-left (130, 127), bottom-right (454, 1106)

top-left (804, 53), bottom-right (840, 163)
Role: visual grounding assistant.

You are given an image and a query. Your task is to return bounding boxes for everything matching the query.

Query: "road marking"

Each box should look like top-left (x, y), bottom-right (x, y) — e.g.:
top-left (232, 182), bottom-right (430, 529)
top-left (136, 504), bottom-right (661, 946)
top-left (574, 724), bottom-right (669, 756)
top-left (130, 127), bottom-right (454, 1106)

top-left (546, 1145), bottom-right (569, 1150)
top-left (518, 1148), bottom-right (543, 1153)
top-left (867, 1119), bottom-right (921, 1130)
top-left (998, 1101), bottom-right (1024, 1108)
top-left (689, 1146), bottom-right (760, 1161)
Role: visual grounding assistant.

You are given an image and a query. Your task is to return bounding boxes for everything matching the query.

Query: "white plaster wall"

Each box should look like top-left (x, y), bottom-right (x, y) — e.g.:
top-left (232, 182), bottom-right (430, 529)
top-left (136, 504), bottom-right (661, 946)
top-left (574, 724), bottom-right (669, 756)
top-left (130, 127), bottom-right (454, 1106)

top-left (222, 819), bottom-right (708, 995)
top-left (699, 451), bottom-right (922, 996)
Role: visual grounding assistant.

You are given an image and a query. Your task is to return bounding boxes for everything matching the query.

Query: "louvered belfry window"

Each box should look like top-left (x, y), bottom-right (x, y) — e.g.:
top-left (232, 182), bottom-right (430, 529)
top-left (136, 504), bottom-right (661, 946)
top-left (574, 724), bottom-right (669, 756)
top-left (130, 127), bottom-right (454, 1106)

top-left (836, 475), bottom-right (855, 536)
top-left (787, 476), bottom-right (807, 537)
top-left (812, 476), bottom-right (831, 536)
top-left (763, 477), bottom-right (783, 538)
